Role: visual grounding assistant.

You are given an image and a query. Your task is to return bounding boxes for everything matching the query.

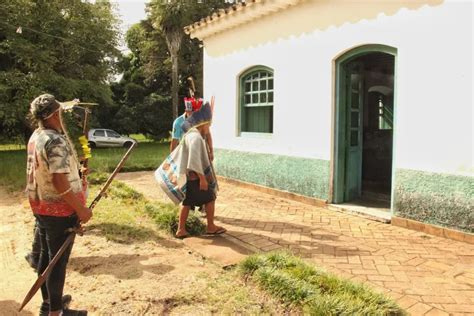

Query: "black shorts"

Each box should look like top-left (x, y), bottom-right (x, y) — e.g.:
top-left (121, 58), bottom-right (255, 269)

top-left (183, 179), bottom-right (215, 207)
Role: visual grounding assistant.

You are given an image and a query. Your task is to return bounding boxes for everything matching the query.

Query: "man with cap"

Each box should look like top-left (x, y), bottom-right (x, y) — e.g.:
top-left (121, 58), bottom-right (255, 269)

top-left (27, 93), bottom-right (91, 316)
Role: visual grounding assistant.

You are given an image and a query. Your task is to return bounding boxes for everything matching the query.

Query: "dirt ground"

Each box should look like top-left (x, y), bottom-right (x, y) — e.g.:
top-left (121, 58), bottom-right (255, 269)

top-left (0, 182), bottom-right (275, 315)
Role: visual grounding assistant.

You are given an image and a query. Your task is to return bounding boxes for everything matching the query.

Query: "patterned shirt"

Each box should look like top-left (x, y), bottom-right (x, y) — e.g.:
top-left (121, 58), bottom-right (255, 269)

top-left (26, 129), bottom-right (85, 217)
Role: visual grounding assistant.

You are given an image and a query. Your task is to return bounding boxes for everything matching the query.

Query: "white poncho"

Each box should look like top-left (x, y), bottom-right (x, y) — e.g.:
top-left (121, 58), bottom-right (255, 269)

top-left (155, 127), bottom-right (216, 204)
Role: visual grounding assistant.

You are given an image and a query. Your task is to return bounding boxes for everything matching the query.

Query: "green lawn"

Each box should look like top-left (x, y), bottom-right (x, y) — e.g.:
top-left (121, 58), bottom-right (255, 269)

top-left (240, 252), bottom-right (406, 315)
top-left (0, 142), bottom-right (169, 191)
top-left (0, 144), bottom-right (26, 151)
top-left (0, 148), bottom-right (27, 191)
top-left (88, 142), bottom-right (169, 173)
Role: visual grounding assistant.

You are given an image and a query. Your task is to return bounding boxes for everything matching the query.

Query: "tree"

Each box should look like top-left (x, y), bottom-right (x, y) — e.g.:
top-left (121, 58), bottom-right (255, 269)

top-left (108, 21), bottom-right (172, 139)
top-left (106, 1), bottom-right (233, 139)
top-left (0, 0), bottom-right (120, 142)
top-left (146, 0), bottom-right (231, 120)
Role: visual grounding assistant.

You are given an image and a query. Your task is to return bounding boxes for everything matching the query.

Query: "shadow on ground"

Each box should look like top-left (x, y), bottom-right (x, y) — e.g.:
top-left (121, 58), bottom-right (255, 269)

top-left (69, 254), bottom-right (174, 279)
top-left (184, 235), bottom-right (253, 267)
top-left (217, 216), bottom-right (372, 258)
top-left (0, 300), bottom-right (34, 315)
top-left (86, 222), bottom-right (182, 248)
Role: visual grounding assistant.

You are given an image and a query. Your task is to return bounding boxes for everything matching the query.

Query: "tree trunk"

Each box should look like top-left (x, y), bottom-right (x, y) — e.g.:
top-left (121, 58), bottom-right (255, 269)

top-left (165, 29), bottom-right (183, 120)
top-left (170, 52), bottom-right (179, 120)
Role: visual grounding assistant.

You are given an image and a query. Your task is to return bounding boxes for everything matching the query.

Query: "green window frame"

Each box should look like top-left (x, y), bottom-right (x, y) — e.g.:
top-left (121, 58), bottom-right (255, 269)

top-left (240, 66), bottom-right (274, 133)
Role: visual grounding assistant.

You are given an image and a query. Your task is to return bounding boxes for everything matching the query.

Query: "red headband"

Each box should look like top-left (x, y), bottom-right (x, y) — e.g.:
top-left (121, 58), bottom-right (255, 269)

top-left (184, 97), bottom-right (203, 112)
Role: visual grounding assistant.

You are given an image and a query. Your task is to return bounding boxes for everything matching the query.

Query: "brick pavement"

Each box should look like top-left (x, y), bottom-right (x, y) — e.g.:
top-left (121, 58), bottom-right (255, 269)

top-left (118, 172), bottom-right (474, 316)
top-left (215, 183), bottom-right (474, 315)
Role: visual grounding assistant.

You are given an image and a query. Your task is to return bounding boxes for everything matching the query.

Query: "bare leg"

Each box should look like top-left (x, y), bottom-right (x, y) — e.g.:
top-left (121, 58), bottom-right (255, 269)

top-left (176, 205), bottom-right (190, 237)
top-left (205, 201), bottom-right (216, 229)
top-left (205, 201), bottom-right (226, 234)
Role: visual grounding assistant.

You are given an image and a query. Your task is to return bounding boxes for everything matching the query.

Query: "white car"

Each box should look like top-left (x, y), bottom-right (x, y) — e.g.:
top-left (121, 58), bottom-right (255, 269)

top-left (88, 129), bottom-right (136, 148)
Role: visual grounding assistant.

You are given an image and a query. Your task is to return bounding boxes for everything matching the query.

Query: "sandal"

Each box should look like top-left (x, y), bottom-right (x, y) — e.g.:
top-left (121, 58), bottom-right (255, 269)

top-left (206, 227), bottom-right (226, 235)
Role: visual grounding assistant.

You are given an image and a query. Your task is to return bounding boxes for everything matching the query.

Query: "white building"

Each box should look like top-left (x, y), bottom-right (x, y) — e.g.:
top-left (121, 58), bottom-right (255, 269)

top-left (185, 0), bottom-right (473, 235)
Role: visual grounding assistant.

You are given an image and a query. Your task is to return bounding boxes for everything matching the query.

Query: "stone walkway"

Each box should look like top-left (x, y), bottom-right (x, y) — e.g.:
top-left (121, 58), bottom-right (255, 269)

top-left (117, 172), bottom-right (474, 316)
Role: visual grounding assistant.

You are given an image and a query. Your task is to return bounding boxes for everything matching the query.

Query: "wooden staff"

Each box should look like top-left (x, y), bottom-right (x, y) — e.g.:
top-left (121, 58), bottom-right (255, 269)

top-left (19, 142), bottom-right (137, 312)
top-left (207, 96), bottom-right (218, 191)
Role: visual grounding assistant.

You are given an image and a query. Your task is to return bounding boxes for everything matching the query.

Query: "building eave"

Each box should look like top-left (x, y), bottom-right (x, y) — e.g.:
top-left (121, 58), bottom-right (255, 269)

top-left (184, 0), bottom-right (302, 41)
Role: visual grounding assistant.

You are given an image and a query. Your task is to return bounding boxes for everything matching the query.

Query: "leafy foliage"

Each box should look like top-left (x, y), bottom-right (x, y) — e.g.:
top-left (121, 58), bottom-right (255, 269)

top-left (143, 0), bottom-right (232, 120)
top-left (0, 0), bottom-right (120, 142)
top-left (109, 0), bottom-right (231, 138)
top-left (1, 1), bottom-right (233, 141)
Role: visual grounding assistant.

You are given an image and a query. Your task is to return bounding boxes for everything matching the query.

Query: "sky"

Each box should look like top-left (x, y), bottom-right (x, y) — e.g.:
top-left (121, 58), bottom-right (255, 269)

top-left (112, 0), bottom-right (148, 52)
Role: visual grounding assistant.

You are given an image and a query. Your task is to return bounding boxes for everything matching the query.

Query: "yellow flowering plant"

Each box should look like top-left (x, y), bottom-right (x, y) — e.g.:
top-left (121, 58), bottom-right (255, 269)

top-left (78, 135), bottom-right (92, 159)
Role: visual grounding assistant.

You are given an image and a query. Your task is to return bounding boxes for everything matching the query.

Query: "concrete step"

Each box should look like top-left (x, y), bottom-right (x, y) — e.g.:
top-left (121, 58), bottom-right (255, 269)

top-left (327, 203), bottom-right (391, 223)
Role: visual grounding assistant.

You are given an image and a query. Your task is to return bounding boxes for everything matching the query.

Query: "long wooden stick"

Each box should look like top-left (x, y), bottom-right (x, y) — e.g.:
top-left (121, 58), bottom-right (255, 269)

top-left (89, 142), bottom-right (136, 210)
top-left (207, 96), bottom-right (218, 191)
top-left (18, 234), bottom-right (76, 312)
top-left (19, 142), bottom-right (137, 312)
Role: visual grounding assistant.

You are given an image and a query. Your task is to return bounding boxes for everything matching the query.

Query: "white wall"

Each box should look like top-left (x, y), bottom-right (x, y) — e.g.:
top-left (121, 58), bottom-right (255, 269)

top-left (202, 0), bottom-right (473, 175)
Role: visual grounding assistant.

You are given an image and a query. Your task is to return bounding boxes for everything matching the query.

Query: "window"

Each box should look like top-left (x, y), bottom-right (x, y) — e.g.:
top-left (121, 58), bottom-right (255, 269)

top-left (94, 130), bottom-right (105, 137)
top-left (240, 67), bottom-right (274, 133)
top-left (106, 130), bottom-right (121, 138)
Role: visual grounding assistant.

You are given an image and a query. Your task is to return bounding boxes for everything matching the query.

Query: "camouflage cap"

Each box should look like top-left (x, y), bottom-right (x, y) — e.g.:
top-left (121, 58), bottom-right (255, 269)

top-left (30, 94), bottom-right (61, 120)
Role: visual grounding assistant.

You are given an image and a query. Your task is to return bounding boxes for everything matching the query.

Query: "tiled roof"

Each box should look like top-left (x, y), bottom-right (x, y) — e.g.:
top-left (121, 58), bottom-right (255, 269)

top-left (184, 0), bottom-right (301, 40)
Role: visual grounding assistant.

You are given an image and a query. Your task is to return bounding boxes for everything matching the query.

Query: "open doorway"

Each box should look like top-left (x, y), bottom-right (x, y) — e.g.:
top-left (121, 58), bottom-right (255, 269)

top-left (333, 45), bottom-right (396, 213)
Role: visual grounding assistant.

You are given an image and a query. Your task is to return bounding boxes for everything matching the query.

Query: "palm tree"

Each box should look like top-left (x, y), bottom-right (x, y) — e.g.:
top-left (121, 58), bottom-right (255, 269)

top-left (147, 1), bottom-right (188, 120)
top-left (147, 0), bottom-right (231, 120)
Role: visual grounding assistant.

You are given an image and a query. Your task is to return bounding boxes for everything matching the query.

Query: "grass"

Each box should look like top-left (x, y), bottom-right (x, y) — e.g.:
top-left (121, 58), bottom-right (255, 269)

top-left (128, 134), bottom-right (156, 143)
top-left (145, 203), bottom-right (206, 236)
top-left (0, 141), bottom-right (169, 191)
top-left (239, 252), bottom-right (406, 315)
top-left (88, 141), bottom-right (169, 173)
top-left (86, 179), bottom-right (160, 244)
top-left (0, 148), bottom-right (27, 191)
top-left (0, 143), bottom-right (26, 151)
top-left (168, 269), bottom-right (286, 315)
top-left (88, 173), bottom-right (205, 241)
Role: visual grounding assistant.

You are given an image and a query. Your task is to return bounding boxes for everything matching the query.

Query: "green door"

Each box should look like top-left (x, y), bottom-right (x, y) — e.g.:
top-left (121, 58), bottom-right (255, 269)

top-left (344, 62), bottom-right (364, 201)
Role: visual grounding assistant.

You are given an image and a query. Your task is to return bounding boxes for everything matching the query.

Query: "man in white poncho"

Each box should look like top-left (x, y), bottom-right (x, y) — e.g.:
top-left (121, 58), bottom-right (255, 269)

top-left (155, 102), bottom-right (225, 238)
